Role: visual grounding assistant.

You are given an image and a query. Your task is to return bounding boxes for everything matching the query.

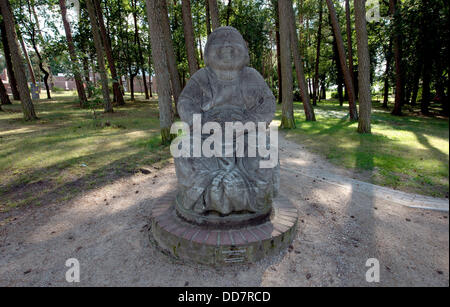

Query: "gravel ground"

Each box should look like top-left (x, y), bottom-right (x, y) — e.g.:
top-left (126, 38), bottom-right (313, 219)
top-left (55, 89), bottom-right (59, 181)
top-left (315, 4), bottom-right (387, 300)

top-left (0, 135), bottom-right (448, 287)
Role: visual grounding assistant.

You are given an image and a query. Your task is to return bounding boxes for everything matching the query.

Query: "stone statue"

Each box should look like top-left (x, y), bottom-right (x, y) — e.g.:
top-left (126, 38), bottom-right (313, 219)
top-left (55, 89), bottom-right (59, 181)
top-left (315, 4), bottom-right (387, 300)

top-left (174, 26), bottom-right (279, 226)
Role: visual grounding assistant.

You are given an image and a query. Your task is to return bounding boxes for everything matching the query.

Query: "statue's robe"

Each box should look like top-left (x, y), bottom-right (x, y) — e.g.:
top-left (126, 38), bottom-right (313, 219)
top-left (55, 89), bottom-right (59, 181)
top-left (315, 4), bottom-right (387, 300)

top-left (175, 66), bottom-right (279, 216)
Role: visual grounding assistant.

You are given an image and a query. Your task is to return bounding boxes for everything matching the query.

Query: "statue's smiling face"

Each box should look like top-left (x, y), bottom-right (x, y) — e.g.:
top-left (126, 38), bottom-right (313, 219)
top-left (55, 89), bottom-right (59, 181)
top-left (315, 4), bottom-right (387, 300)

top-left (215, 41), bottom-right (240, 64)
top-left (205, 28), bottom-right (249, 71)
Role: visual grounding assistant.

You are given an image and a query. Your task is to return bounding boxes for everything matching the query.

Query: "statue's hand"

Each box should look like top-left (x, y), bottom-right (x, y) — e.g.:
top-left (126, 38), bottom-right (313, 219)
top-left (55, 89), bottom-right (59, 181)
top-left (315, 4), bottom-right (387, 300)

top-left (204, 107), bottom-right (246, 123)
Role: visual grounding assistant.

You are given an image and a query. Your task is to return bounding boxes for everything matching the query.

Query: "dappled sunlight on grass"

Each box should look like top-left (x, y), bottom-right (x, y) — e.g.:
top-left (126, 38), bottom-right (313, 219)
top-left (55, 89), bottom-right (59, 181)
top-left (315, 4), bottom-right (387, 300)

top-left (0, 92), bottom-right (169, 212)
top-left (278, 99), bottom-right (449, 197)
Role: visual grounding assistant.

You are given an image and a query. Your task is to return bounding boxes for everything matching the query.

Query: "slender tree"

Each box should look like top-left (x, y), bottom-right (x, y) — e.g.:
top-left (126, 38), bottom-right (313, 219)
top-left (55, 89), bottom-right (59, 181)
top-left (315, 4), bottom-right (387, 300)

top-left (313, 0), bottom-right (323, 106)
top-left (0, 0), bottom-right (37, 120)
top-left (131, 0), bottom-right (149, 100)
top-left (0, 17), bottom-right (20, 100)
top-left (205, 0), bottom-right (211, 35)
top-left (390, 0), bottom-right (404, 116)
top-left (354, 0), bottom-right (371, 133)
top-left (225, 0), bottom-right (232, 26)
top-left (181, 0), bottom-right (199, 76)
top-left (272, 0), bottom-right (282, 104)
top-left (0, 78), bottom-right (11, 106)
top-left (382, 39), bottom-right (393, 108)
top-left (93, 0), bottom-right (125, 105)
top-left (58, 0), bottom-right (87, 106)
top-left (287, 0), bottom-right (315, 121)
top-left (159, 0), bottom-right (182, 111)
top-left (85, 0), bottom-right (113, 113)
top-left (326, 0), bottom-right (358, 120)
top-left (18, 34), bottom-right (37, 88)
top-left (25, 0), bottom-right (50, 99)
top-left (278, 0), bottom-right (295, 129)
top-left (30, 0), bottom-right (54, 90)
top-left (345, 0), bottom-right (355, 85)
top-left (145, 0), bottom-right (174, 143)
top-left (208, 0), bottom-right (220, 30)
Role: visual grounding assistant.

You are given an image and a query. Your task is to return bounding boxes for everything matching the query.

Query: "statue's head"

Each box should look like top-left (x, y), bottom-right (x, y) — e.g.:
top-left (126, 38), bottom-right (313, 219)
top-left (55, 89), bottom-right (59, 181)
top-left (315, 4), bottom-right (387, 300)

top-left (204, 26), bottom-right (250, 71)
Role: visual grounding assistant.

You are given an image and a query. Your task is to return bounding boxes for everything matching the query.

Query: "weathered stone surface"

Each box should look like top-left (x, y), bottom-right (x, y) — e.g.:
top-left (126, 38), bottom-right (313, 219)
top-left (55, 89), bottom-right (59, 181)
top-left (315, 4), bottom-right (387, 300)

top-left (174, 26), bottom-right (279, 225)
top-left (150, 193), bottom-right (298, 265)
top-left (149, 27), bottom-right (294, 265)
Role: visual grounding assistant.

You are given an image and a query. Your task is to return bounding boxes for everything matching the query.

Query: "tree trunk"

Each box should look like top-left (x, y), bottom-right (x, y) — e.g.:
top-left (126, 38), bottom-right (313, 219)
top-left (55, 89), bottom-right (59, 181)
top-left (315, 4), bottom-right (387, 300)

top-left (146, 0), bottom-right (174, 144)
top-left (30, 32), bottom-right (51, 99)
top-left (0, 17), bottom-right (20, 101)
top-left (297, 0), bottom-right (304, 54)
top-left (208, 0), bottom-right (220, 31)
top-left (18, 34), bottom-right (37, 88)
top-left (0, 0), bottom-right (37, 120)
top-left (94, 0), bottom-right (125, 105)
top-left (59, 0), bottom-right (87, 106)
top-left (345, 0), bottom-right (355, 86)
top-left (205, 0), bottom-right (211, 35)
top-left (421, 58), bottom-right (432, 115)
top-left (130, 75), bottom-right (135, 100)
top-left (390, 0), bottom-right (404, 116)
top-left (313, 0), bottom-right (323, 106)
top-left (131, 0), bottom-right (149, 100)
top-left (326, 0), bottom-right (358, 120)
top-left (278, 0), bottom-right (295, 129)
top-left (354, 0), bottom-right (371, 134)
top-left (30, 0), bottom-right (54, 91)
top-left (332, 34), bottom-right (344, 106)
top-left (0, 78), bottom-right (11, 106)
top-left (82, 56), bottom-right (93, 98)
top-left (273, 0), bottom-right (282, 104)
top-left (382, 39), bottom-right (393, 108)
top-left (287, 0), bottom-right (315, 121)
top-left (26, 0), bottom-right (51, 99)
top-left (159, 0), bottom-right (182, 112)
top-left (85, 0), bottom-right (113, 113)
top-left (148, 56), bottom-right (153, 97)
top-left (226, 0), bottom-right (232, 26)
top-left (181, 0), bottom-right (199, 76)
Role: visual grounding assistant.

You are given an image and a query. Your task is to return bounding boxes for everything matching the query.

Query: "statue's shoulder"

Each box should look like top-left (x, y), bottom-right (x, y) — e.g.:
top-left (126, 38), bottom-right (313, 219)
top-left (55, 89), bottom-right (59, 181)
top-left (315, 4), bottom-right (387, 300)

top-left (189, 68), bottom-right (210, 85)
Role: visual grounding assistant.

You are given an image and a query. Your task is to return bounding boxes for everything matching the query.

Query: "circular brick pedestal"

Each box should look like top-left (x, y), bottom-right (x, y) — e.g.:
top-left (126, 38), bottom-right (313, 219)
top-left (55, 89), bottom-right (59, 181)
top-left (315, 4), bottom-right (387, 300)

top-left (149, 193), bottom-right (298, 265)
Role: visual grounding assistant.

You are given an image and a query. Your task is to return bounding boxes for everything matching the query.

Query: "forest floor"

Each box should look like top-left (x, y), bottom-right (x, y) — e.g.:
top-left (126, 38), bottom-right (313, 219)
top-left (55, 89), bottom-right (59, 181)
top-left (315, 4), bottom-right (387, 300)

top-left (0, 93), bottom-right (448, 215)
top-left (279, 100), bottom-right (449, 198)
top-left (0, 92), bottom-right (448, 286)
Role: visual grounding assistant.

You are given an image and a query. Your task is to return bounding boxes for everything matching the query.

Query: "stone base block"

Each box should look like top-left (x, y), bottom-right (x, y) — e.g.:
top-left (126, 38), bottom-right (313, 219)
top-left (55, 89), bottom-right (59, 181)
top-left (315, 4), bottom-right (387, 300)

top-left (149, 193), bottom-right (298, 265)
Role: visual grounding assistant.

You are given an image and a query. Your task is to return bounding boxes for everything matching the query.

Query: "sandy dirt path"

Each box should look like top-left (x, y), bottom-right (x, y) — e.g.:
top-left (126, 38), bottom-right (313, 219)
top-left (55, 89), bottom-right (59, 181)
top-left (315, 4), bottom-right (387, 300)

top-left (0, 134), bottom-right (448, 287)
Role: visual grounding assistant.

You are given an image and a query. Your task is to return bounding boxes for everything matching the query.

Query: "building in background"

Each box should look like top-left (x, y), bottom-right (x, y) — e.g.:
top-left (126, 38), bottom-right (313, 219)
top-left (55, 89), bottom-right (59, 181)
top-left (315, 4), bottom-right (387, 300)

top-left (1, 68), bottom-right (156, 95)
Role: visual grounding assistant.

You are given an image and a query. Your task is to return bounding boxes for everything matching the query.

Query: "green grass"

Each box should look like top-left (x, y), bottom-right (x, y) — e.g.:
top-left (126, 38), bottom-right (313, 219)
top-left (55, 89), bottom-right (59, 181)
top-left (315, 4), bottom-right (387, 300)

top-left (1, 92), bottom-right (448, 213)
top-left (0, 91), bottom-right (170, 213)
top-left (275, 99), bottom-right (449, 198)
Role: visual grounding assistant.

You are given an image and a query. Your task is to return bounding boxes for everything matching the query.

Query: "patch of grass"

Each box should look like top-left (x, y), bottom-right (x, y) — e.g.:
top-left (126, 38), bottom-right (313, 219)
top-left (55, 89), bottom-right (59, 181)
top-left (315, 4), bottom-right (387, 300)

top-left (0, 92), bottom-right (170, 213)
top-left (276, 99), bottom-right (449, 198)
